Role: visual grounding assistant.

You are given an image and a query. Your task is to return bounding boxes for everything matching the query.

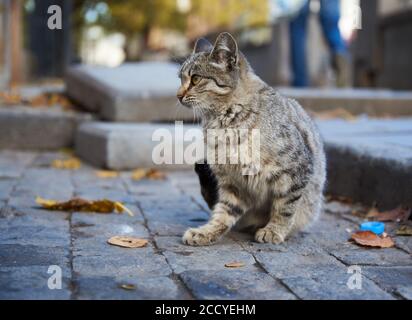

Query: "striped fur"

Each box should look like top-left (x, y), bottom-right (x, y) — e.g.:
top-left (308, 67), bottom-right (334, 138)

top-left (178, 33), bottom-right (326, 246)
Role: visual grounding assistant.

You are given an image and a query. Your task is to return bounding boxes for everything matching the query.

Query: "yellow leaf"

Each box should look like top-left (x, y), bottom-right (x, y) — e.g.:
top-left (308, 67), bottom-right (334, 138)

top-left (119, 284), bottom-right (136, 290)
top-left (114, 202), bottom-right (134, 217)
top-left (224, 262), bottom-right (245, 268)
top-left (107, 236), bottom-right (148, 248)
top-left (131, 169), bottom-right (147, 181)
top-left (51, 157), bottom-right (81, 170)
top-left (36, 196), bottom-right (58, 208)
top-left (131, 168), bottom-right (166, 181)
top-left (35, 197), bottom-right (133, 216)
top-left (96, 170), bottom-right (119, 178)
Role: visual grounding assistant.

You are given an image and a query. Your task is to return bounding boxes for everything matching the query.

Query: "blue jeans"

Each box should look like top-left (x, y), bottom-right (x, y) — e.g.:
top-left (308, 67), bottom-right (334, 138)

top-left (290, 0), bottom-right (347, 87)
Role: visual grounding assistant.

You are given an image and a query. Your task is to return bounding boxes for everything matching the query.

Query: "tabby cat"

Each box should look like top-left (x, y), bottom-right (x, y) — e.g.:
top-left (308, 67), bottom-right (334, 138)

top-left (177, 32), bottom-right (326, 246)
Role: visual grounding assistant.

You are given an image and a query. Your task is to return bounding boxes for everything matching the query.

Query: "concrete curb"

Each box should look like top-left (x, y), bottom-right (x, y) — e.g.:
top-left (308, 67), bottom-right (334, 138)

top-left (0, 106), bottom-right (92, 150)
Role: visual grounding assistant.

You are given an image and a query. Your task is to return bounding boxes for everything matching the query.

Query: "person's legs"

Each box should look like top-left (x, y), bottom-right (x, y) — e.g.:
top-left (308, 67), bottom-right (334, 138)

top-left (319, 0), bottom-right (350, 86)
top-left (319, 0), bottom-right (346, 54)
top-left (289, 1), bottom-right (310, 87)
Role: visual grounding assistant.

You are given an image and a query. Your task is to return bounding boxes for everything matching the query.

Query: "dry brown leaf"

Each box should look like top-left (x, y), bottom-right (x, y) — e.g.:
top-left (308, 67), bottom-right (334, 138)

top-left (28, 94), bottom-right (49, 107)
top-left (350, 231), bottom-right (395, 248)
top-left (396, 225), bottom-right (412, 236)
top-left (35, 197), bottom-right (134, 216)
top-left (96, 170), bottom-right (119, 178)
top-left (51, 157), bottom-right (81, 170)
top-left (131, 168), bottom-right (166, 181)
top-left (224, 262), bottom-right (245, 268)
top-left (367, 207), bottom-right (411, 222)
top-left (107, 236), bottom-right (148, 248)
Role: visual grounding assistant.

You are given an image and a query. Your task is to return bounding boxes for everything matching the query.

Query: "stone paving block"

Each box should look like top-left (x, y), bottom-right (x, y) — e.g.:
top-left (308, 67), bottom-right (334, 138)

top-left (0, 179), bottom-right (16, 201)
top-left (0, 265), bottom-right (71, 300)
top-left (0, 150), bottom-right (37, 178)
top-left (66, 62), bottom-right (193, 122)
top-left (126, 180), bottom-right (184, 198)
top-left (329, 246), bottom-right (412, 267)
top-left (72, 169), bottom-right (126, 190)
top-left (30, 152), bottom-right (66, 168)
top-left (395, 236), bottom-right (412, 254)
top-left (144, 206), bottom-right (209, 236)
top-left (180, 269), bottom-right (296, 300)
top-left (254, 248), bottom-right (341, 280)
top-left (0, 244), bottom-right (69, 267)
top-left (0, 106), bottom-right (91, 150)
top-left (0, 225), bottom-right (70, 247)
top-left (281, 265), bottom-right (394, 300)
top-left (75, 275), bottom-right (189, 300)
top-left (363, 266), bottom-right (412, 297)
top-left (155, 236), bottom-right (258, 274)
top-left (396, 286), bottom-right (412, 300)
top-left (11, 168), bottom-right (74, 203)
top-left (73, 251), bottom-right (172, 278)
top-left (72, 212), bottom-right (149, 257)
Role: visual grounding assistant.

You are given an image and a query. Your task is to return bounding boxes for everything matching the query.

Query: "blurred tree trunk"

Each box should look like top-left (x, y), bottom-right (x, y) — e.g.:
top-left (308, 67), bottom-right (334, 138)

top-left (10, 0), bottom-right (22, 85)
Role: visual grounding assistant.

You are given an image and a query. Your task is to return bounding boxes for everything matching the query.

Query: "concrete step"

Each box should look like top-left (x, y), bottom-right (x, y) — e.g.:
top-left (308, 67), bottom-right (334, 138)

top-left (65, 62), bottom-right (194, 122)
top-left (278, 87), bottom-right (412, 116)
top-left (75, 119), bottom-right (412, 210)
top-left (0, 106), bottom-right (92, 150)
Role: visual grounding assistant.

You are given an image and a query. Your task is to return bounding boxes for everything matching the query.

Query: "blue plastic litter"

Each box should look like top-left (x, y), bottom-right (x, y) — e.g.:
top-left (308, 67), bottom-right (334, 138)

top-left (360, 222), bottom-right (385, 235)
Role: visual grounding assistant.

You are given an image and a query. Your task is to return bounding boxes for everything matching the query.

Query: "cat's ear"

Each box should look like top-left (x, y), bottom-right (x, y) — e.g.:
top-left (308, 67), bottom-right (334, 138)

top-left (193, 38), bottom-right (213, 54)
top-left (209, 32), bottom-right (238, 69)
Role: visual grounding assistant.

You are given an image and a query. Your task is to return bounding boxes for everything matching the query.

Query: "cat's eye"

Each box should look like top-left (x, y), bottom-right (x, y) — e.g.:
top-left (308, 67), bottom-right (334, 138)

top-left (191, 75), bottom-right (202, 85)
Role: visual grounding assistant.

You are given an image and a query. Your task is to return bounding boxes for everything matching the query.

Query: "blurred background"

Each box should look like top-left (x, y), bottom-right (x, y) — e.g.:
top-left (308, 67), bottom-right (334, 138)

top-left (1, 0), bottom-right (412, 90)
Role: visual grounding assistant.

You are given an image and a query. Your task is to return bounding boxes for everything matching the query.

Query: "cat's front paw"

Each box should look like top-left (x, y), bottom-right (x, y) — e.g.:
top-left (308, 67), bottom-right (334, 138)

top-left (182, 227), bottom-right (219, 246)
top-left (255, 226), bottom-right (285, 244)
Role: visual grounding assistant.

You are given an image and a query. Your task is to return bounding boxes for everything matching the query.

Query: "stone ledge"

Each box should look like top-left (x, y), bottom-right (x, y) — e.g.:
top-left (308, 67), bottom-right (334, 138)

top-left (278, 87), bottom-right (412, 116)
top-left (0, 106), bottom-right (92, 150)
top-left (65, 62), bottom-right (194, 122)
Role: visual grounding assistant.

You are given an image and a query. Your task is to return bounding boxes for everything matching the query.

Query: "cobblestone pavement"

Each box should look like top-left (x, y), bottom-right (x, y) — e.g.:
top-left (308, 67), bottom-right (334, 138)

top-left (0, 150), bottom-right (411, 300)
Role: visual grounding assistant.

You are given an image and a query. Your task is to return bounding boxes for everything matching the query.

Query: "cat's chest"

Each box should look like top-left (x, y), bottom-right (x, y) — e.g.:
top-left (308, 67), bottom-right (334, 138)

top-left (211, 164), bottom-right (268, 203)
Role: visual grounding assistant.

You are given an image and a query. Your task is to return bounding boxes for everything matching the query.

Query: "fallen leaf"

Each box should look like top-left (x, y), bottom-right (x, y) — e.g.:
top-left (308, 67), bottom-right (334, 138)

top-left (114, 202), bottom-right (134, 217)
top-left (367, 207), bottom-right (411, 222)
top-left (131, 169), bottom-right (147, 181)
top-left (51, 157), bottom-right (81, 170)
top-left (396, 225), bottom-right (412, 236)
top-left (350, 231), bottom-right (395, 248)
top-left (107, 236), bottom-right (148, 248)
top-left (35, 197), bottom-right (134, 216)
top-left (0, 91), bottom-right (22, 105)
top-left (119, 284), bottom-right (136, 290)
top-left (224, 262), bottom-right (245, 268)
top-left (131, 168), bottom-right (166, 181)
top-left (96, 170), bottom-right (119, 178)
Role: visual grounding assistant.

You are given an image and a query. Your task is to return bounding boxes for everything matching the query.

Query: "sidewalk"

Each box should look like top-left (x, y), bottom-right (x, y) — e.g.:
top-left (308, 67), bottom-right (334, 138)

top-left (0, 150), bottom-right (410, 300)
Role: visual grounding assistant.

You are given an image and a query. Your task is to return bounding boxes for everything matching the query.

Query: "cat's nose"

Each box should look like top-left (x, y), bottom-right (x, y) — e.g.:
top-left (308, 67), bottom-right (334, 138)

top-left (177, 93), bottom-right (184, 102)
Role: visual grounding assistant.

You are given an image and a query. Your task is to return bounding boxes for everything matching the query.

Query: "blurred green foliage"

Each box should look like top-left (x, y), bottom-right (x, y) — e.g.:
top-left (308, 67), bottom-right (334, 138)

top-left (74, 0), bottom-right (269, 36)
